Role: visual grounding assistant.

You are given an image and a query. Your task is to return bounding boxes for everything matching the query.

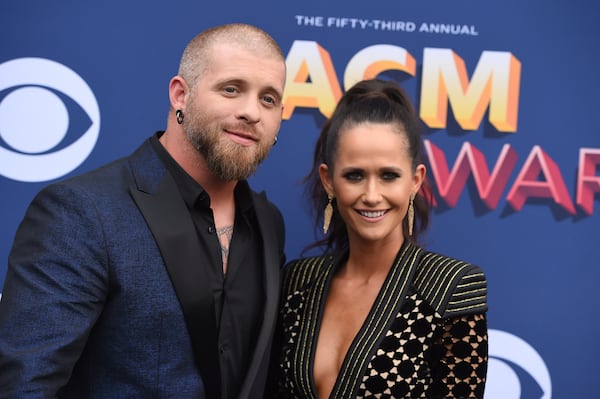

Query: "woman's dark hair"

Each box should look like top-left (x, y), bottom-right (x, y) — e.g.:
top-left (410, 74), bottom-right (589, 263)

top-left (303, 79), bottom-right (432, 254)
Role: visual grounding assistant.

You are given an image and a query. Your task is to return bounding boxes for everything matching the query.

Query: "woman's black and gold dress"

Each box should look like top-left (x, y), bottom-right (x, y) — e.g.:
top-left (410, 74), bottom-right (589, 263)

top-left (270, 240), bottom-right (488, 399)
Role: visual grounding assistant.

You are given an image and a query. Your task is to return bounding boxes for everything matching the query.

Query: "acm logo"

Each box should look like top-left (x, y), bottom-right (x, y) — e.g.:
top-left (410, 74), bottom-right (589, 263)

top-left (0, 57), bottom-right (100, 182)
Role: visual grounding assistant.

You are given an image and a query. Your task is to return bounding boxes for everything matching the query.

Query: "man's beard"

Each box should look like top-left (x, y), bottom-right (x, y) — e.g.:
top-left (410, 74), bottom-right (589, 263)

top-left (183, 110), bottom-right (271, 181)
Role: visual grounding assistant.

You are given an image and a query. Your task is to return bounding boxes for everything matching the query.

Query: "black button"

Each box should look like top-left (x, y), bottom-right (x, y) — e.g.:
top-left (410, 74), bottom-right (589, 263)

top-left (208, 226), bottom-right (215, 234)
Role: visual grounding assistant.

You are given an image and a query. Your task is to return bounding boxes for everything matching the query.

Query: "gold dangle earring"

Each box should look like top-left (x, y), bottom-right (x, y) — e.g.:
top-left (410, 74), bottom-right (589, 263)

top-left (323, 194), bottom-right (334, 234)
top-left (408, 192), bottom-right (415, 236)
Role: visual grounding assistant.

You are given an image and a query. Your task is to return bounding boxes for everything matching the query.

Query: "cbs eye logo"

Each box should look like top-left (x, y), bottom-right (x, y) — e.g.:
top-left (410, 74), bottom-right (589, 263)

top-left (485, 329), bottom-right (552, 399)
top-left (0, 57), bottom-right (100, 182)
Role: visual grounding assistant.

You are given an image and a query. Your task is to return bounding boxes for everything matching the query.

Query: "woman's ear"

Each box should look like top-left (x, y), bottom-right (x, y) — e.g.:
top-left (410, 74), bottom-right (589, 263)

top-left (413, 164), bottom-right (426, 193)
top-left (318, 163), bottom-right (333, 196)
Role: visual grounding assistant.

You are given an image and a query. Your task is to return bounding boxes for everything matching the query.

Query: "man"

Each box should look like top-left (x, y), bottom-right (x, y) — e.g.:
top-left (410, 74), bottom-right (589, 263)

top-left (0, 23), bottom-right (286, 399)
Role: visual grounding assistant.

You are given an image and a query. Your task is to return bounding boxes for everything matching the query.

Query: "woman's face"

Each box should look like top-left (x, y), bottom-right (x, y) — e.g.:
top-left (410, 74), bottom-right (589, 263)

top-left (319, 122), bottom-right (425, 247)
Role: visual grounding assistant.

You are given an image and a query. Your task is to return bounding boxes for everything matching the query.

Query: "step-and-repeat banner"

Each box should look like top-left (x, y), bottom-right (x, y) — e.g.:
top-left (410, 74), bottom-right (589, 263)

top-left (1, 1), bottom-right (598, 397)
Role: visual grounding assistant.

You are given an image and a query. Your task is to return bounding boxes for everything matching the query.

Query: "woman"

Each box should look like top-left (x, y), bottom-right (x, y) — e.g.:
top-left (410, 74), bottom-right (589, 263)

top-left (271, 79), bottom-right (488, 398)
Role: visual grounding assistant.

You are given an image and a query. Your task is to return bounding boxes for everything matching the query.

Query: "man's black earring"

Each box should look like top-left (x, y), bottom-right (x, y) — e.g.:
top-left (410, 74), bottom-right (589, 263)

top-left (176, 109), bottom-right (184, 125)
top-left (273, 136), bottom-right (278, 146)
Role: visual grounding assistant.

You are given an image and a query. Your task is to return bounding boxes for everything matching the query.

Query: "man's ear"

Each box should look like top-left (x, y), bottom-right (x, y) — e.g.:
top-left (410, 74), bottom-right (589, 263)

top-left (169, 76), bottom-right (189, 110)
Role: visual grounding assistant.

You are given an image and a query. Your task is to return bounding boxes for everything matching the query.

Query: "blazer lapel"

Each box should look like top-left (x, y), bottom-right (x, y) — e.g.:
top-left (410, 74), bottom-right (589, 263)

top-left (237, 192), bottom-right (282, 399)
top-left (130, 157), bottom-right (221, 399)
top-left (332, 241), bottom-right (423, 398)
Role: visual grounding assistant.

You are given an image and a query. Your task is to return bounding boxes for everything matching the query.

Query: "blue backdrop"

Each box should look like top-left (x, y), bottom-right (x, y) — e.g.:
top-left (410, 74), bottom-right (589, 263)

top-left (2, 1), bottom-right (598, 398)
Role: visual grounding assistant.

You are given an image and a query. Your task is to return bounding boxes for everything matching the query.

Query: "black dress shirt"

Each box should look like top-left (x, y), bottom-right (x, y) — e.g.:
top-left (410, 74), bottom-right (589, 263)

top-left (151, 133), bottom-right (264, 399)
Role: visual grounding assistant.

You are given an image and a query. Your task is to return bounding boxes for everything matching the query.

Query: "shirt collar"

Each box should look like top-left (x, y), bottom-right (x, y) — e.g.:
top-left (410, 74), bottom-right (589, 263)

top-left (151, 131), bottom-right (254, 215)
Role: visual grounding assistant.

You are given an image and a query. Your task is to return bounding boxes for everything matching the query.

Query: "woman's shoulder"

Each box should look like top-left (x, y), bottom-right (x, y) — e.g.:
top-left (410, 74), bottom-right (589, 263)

top-left (282, 255), bottom-right (334, 293)
top-left (414, 250), bottom-right (488, 317)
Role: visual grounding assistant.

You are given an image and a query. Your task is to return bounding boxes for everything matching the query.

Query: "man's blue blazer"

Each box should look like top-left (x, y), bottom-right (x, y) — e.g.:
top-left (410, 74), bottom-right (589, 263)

top-left (0, 136), bottom-right (285, 398)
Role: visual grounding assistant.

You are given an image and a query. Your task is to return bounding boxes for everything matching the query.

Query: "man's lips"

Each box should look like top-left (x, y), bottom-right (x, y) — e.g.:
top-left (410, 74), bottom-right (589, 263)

top-left (225, 129), bottom-right (257, 146)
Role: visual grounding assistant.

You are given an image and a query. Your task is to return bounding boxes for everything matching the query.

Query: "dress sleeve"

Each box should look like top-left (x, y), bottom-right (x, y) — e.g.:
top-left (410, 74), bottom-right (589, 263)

top-left (428, 259), bottom-right (489, 398)
top-left (430, 313), bottom-right (488, 399)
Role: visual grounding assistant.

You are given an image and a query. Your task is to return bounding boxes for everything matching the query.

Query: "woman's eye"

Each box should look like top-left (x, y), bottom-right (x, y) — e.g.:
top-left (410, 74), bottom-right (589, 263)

top-left (224, 87), bottom-right (237, 94)
top-left (344, 172), bottom-right (363, 181)
top-left (382, 172), bottom-right (400, 181)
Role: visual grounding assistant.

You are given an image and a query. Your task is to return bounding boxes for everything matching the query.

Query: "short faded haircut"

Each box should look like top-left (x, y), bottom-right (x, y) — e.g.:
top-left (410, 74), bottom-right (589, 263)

top-left (178, 23), bottom-right (284, 89)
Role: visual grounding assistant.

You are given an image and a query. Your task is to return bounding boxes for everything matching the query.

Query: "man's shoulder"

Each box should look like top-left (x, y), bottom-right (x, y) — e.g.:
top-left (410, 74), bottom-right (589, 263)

top-left (248, 187), bottom-right (283, 218)
top-left (55, 137), bottom-right (156, 186)
top-left (30, 137), bottom-right (157, 206)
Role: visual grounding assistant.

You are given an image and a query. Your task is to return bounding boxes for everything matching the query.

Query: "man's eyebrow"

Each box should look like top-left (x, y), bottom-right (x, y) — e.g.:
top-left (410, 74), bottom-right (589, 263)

top-left (213, 78), bottom-right (283, 101)
top-left (212, 77), bottom-right (245, 88)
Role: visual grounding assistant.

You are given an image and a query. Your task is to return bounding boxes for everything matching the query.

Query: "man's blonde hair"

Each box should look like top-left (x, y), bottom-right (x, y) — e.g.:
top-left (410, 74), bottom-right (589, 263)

top-left (178, 23), bottom-right (284, 89)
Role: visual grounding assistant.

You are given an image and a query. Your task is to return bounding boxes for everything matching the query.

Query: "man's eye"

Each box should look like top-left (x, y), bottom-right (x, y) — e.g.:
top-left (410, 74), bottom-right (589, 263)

top-left (262, 95), bottom-right (276, 105)
top-left (224, 87), bottom-right (237, 94)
